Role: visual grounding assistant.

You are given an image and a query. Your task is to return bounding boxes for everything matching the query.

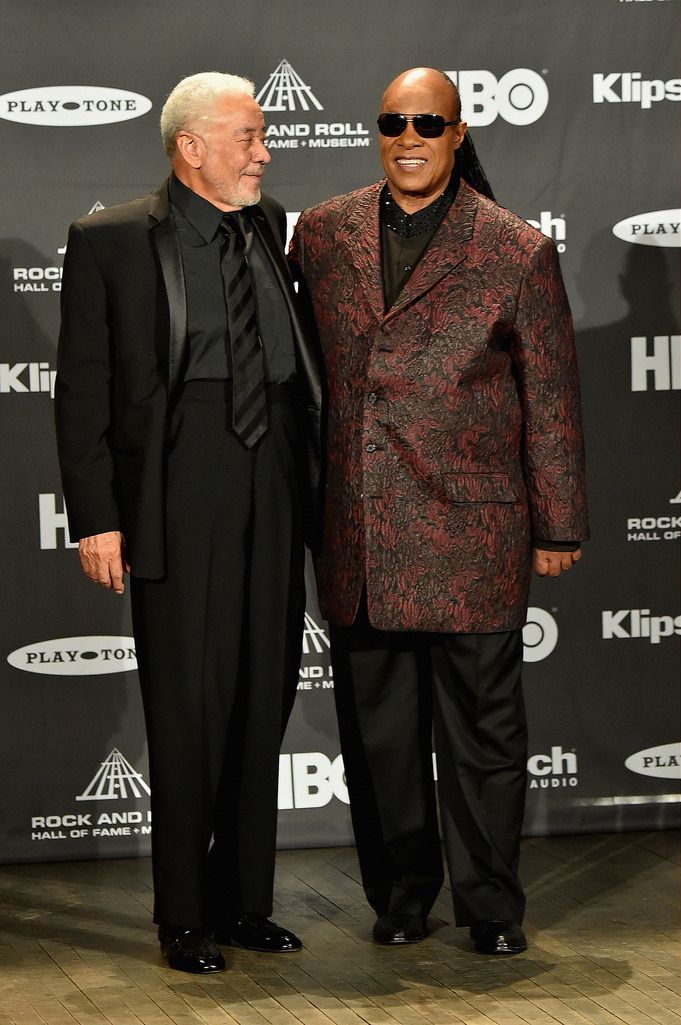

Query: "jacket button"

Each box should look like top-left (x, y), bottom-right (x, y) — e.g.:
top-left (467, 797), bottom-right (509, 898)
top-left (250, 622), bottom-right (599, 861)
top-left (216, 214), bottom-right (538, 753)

top-left (368, 392), bottom-right (378, 404)
top-left (366, 443), bottom-right (376, 453)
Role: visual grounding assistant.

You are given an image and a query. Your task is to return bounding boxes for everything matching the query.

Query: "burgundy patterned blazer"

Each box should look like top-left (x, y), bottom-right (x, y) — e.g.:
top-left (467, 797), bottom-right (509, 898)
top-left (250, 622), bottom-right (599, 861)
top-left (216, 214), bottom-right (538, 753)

top-left (289, 180), bottom-right (588, 633)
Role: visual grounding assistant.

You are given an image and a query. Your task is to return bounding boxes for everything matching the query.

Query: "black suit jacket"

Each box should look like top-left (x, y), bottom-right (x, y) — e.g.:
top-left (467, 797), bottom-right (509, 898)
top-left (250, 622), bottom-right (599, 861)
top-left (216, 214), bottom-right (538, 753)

top-left (55, 179), bottom-right (323, 578)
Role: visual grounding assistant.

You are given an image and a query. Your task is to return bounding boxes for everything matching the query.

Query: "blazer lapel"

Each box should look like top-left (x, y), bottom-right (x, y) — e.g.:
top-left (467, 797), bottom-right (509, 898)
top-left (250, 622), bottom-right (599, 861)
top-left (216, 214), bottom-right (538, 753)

top-left (251, 204), bottom-right (322, 408)
top-left (148, 181), bottom-right (187, 395)
top-left (340, 182), bottom-right (385, 324)
top-left (386, 180), bottom-right (479, 321)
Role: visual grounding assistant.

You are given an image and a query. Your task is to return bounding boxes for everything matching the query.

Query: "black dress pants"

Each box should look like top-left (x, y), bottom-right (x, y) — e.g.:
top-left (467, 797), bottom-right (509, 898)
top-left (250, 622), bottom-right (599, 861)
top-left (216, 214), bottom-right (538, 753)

top-left (331, 598), bottom-right (527, 926)
top-left (130, 381), bottom-right (304, 929)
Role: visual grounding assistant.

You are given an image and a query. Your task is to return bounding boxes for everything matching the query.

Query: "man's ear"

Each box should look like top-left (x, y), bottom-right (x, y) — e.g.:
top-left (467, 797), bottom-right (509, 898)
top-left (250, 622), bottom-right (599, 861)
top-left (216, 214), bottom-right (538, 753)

top-left (175, 131), bottom-right (203, 170)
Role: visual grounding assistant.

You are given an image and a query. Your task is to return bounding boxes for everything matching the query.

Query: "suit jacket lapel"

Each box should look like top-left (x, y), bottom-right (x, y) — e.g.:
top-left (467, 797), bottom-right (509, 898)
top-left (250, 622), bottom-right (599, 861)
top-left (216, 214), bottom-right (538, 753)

top-left (341, 183), bottom-right (385, 324)
top-left (251, 204), bottom-right (323, 409)
top-left (386, 180), bottom-right (478, 320)
top-left (251, 204), bottom-right (296, 304)
top-left (148, 180), bottom-right (187, 395)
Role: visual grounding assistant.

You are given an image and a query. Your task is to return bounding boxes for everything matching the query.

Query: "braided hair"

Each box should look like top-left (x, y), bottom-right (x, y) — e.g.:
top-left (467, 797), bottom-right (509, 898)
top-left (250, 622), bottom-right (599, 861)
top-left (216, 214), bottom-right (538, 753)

top-left (438, 70), bottom-right (496, 202)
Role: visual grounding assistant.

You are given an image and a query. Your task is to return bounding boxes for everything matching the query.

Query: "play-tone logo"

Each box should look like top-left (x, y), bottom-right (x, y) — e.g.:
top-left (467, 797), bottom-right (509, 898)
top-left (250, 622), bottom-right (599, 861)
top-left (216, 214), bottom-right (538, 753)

top-left (523, 607), bottom-right (558, 662)
top-left (0, 86), bottom-right (152, 126)
top-left (625, 742), bottom-right (681, 779)
top-left (7, 636), bottom-right (137, 675)
top-left (613, 210), bottom-right (681, 247)
top-left (445, 68), bottom-right (549, 126)
top-left (257, 59), bottom-right (323, 112)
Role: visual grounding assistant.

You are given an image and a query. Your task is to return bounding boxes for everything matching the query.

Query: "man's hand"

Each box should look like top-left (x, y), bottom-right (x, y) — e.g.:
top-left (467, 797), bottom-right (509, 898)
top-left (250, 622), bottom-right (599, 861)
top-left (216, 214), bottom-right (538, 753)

top-left (534, 547), bottom-right (581, 578)
top-left (78, 531), bottom-right (129, 594)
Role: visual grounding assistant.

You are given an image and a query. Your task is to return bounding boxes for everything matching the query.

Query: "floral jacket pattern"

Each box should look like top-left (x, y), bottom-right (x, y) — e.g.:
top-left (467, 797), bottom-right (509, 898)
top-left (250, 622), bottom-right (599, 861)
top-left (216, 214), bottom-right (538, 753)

top-left (289, 180), bottom-right (588, 633)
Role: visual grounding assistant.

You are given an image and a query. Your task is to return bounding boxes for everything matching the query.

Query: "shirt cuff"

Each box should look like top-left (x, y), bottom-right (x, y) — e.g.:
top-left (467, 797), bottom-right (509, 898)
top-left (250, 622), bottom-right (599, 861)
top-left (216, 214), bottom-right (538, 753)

top-left (534, 540), bottom-right (581, 552)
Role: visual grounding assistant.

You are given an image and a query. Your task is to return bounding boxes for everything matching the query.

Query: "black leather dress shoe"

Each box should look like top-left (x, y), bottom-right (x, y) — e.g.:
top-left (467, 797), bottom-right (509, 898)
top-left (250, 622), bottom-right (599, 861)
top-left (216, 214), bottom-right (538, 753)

top-left (158, 926), bottom-right (225, 973)
top-left (470, 920), bottom-right (527, 955)
top-left (215, 913), bottom-right (302, 952)
top-left (372, 914), bottom-right (427, 945)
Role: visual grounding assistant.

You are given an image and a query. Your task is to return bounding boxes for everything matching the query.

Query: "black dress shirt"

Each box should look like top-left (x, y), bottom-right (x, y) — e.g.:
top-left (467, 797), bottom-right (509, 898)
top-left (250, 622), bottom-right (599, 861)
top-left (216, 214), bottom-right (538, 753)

top-left (169, 174), bottom-right (296, 384)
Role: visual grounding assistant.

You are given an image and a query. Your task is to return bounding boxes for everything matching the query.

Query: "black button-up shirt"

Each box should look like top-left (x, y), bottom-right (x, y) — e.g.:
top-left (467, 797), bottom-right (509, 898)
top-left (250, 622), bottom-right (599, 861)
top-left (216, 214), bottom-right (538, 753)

top-left (169, 174), bottom-right (296, 384)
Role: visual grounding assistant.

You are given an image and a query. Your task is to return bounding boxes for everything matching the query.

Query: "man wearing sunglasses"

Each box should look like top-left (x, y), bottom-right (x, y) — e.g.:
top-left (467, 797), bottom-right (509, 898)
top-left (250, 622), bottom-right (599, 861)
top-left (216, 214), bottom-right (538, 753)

top-left (290, 67), bottom-right (587, 957)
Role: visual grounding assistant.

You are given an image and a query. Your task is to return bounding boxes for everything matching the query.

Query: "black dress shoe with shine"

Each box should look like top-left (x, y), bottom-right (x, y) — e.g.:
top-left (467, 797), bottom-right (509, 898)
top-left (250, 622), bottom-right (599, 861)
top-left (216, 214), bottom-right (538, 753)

top-left (158, 925), bottom-right (225, 973)
top-left (470, 920), bottom-right (527, 955)
top-left (372, 914), bottom-right (427, 945)
top-left (215, 913), bottom-right (302, 952)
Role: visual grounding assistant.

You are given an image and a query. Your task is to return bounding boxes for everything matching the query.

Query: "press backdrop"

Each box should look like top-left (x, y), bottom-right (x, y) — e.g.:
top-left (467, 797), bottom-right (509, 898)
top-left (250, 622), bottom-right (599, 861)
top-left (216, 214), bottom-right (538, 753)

top-left (1, 0), bottom-right (679, 864)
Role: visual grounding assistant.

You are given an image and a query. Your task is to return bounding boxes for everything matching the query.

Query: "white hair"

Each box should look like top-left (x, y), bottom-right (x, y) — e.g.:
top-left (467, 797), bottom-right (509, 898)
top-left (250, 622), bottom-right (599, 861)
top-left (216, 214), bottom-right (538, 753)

top-left (160, 72), bottom-right (256, 158)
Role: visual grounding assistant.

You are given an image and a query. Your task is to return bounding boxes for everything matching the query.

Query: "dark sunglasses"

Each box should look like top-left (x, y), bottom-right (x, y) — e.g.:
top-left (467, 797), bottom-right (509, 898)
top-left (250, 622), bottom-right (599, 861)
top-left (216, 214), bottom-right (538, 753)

top-left (377, 112), bottom-right (460, 138)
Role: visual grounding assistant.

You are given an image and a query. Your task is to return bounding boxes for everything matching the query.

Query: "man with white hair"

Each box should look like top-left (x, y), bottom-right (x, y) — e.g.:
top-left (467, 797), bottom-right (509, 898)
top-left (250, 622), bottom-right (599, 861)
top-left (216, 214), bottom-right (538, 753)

top-left (55, 73), bottom-right (322, 973)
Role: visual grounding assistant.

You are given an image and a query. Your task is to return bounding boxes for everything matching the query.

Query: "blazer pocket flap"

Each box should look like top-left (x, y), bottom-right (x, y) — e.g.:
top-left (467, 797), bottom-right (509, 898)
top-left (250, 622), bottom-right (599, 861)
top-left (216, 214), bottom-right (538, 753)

top-left (444, 473), bottom-right (519, 504)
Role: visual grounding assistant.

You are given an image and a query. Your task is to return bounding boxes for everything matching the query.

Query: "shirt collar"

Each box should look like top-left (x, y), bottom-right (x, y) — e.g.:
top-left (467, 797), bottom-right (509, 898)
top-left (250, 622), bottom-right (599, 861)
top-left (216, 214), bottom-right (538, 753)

top-left (169, 174), bottom-right (223, 243)
top-left (380, 167), bottom-right (460, 238)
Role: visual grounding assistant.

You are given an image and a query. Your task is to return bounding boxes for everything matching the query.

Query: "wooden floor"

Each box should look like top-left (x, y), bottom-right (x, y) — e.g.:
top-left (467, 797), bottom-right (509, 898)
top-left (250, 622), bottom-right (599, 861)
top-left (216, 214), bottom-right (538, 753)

top-left (0, 832), bottom-right (677, 1025)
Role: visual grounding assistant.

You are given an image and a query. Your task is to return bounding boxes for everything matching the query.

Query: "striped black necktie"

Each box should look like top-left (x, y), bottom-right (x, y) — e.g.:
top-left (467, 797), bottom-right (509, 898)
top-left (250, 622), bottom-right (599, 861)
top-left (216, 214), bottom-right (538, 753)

top-left (219, 211), bottom-right (268, 448)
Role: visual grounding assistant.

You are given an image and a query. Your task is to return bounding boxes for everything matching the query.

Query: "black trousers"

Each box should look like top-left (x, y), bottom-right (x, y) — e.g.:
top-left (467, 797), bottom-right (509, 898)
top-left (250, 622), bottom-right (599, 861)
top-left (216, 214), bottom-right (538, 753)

top-left (130, 381), bottom-right (304, 929)
top-left (331, 597), bottom-right (527, 927)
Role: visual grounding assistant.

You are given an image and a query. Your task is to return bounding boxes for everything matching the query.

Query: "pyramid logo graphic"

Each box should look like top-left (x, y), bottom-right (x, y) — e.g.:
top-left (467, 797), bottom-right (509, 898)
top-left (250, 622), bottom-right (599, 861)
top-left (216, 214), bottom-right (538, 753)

top-left (302, 613), bottom-right (330, 655)
top-left (256, 60), bottom-right (323, 112)
top-left (76, 748), bottom-right (151, 801)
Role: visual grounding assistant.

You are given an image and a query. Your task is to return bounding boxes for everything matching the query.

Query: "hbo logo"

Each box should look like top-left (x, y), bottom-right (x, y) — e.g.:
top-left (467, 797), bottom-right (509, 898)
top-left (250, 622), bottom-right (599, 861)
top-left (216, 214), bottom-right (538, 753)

top-left (446, 69), bottom-right (549, 127)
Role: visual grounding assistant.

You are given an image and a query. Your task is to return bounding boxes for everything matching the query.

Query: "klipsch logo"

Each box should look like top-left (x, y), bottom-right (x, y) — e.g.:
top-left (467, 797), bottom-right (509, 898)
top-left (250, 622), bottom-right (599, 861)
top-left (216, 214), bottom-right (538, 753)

top-left (445, 68), bottom-right (549, 126)
top-left (258, 60), bottom-right (370, 151)
top-left (522, 607), bottom-right (558, 662)
top-left (594, 73), bottom-right (681, 108)
top-left (0, 363), bottom-right (56, 395)
top-left (7, 636), bottom-right (137, 675)
top-left (527, 746), bottom-right (578, 789)
top-left (625, 743), bottom-right (681, 779)
top-left (602, 610), bottom-right (681, 644)
top-left (0, 86), bottom-right (152, 126)
top-left (527, 211), bottom-right (567, 253)
top-left (613, 210), bottom-right (681, 247)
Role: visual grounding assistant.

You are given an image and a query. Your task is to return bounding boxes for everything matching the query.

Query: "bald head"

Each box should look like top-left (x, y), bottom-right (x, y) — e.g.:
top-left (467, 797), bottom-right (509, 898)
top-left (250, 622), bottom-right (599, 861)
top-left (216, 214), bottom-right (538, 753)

top-left (378, 66), bottom-right (467, 213)
top-left (381, 67), bottom-right (461, 122)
